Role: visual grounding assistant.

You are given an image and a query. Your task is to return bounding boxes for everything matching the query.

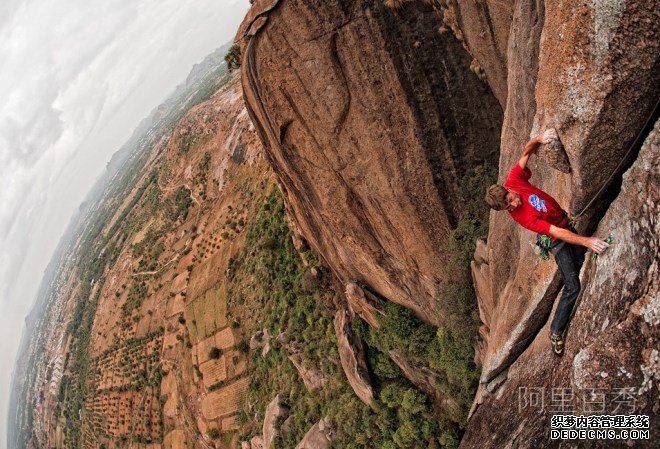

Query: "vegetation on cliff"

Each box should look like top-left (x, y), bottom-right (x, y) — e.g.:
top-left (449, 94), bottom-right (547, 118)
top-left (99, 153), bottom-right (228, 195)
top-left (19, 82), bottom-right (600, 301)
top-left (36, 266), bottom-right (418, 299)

top-left (228, 186), bottom-right (465, 448)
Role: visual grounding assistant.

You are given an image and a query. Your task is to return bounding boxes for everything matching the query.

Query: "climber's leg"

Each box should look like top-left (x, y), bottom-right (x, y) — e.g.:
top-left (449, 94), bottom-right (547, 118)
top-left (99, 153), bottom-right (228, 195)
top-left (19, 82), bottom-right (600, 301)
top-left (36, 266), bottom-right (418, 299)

top-left (550, 242), bottom-right (582, 339)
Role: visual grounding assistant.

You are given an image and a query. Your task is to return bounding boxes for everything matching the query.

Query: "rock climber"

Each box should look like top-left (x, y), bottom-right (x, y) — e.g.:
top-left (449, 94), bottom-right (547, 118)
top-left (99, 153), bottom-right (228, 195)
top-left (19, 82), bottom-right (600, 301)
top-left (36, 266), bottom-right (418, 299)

top-left (484, 128), bottom-right (610, 356)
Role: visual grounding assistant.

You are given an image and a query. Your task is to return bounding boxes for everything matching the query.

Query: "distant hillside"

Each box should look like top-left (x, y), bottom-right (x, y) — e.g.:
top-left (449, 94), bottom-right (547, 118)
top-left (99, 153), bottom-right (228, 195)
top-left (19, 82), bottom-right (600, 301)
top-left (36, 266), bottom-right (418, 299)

top-left (8, 42), bottom-right (235, 449)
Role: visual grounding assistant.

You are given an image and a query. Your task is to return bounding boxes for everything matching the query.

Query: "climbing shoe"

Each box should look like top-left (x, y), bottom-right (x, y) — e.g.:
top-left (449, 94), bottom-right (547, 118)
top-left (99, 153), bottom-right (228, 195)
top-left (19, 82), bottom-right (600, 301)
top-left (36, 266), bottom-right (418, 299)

top-left (550, 334), bottom-right (564, 357)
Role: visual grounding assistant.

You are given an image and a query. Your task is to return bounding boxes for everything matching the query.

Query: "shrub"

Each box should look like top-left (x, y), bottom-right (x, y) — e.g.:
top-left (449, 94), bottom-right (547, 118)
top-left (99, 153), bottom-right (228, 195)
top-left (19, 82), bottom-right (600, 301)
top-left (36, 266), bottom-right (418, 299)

top-left (236, 340), bottom-right (249, 354)
top-left (224, 43), bottom-right (241, 72)
top-left (209, 347), bottom-right (221, 359)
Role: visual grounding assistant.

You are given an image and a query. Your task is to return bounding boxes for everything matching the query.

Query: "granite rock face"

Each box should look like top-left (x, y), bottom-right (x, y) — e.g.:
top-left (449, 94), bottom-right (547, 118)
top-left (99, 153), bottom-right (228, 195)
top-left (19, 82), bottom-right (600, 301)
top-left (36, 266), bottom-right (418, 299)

top-left (263, 394), bottom-right (289, 449)
top-left (463, 118), bottom-right (660, 449)
top-left (333, 308), bottom-right (374, 405)
top-left (288, 352), bottom-right (330, 392)
top-left (344, 282), bottom-right (385, 330)
top-left (238, 0), bottom-right (502, 326)
top-left (440, 0), bottom-right (513, 107)
top-left (476, 0), bottom-right (660, 386)
top-left (476, 0), bottom-right (555, 385)
top-left (465, 2), bottom-right (659, 446)
top-left (237, 0), bottom-right (660, 446)
top-left (295, 417), bottom-right (334, 449)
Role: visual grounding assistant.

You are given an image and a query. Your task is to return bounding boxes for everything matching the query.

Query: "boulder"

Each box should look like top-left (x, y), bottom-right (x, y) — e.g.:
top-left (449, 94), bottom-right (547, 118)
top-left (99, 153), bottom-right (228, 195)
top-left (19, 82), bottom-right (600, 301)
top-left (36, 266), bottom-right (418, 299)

top-left (333, 308), bottom-right (373, 405)
top-left (288, 352), bottom-right (329, 392)
top-left (249, 328), bottom-right (271, 356)
top-left (263, 393), bottom-right (289, 449)
top-left (281, 415), bottom-right (295, 433)
top-left (295, 417), bottom-right (334, 449)
top-left (250, 436), bottom-right (264, 449)
top-left (388, 349), bottom-right (462, 419)
top-left (344, 282), bottom-right (385, 329)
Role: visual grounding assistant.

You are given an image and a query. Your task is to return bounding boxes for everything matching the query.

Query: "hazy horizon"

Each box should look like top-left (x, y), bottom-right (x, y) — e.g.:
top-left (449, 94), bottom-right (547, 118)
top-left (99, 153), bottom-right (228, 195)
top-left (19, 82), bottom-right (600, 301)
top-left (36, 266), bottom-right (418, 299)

top-left (0, 1), bottom-right (250, 445)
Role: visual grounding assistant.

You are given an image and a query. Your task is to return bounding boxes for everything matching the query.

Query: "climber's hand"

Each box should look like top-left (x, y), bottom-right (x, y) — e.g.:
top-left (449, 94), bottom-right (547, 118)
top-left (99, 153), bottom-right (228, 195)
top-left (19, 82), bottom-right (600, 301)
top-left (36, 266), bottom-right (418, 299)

top-left (539, 128), bottom-right (558, 144)
top-left (587, 237), bottom-right (610, 254)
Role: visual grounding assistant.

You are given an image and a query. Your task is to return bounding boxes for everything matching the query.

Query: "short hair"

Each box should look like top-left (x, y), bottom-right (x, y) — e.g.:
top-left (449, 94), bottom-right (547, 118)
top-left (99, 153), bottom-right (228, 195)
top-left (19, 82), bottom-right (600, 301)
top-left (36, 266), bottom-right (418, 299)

top-left (485, 184), bottom-right (508, 210)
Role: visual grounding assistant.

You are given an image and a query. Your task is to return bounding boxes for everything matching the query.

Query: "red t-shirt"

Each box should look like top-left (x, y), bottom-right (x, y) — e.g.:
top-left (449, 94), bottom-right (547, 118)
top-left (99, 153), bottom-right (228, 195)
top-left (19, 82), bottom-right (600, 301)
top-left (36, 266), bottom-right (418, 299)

top-left (504, 163), bottom-right (568, 240)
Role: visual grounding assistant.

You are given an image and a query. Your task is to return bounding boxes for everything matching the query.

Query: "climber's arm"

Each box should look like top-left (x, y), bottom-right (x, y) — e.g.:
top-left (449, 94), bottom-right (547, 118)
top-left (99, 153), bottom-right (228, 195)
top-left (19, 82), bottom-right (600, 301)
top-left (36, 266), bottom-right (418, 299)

top-left (518, 128), bottom-right (558, 170)
top-left (549, 225), bottom-right (610, 254)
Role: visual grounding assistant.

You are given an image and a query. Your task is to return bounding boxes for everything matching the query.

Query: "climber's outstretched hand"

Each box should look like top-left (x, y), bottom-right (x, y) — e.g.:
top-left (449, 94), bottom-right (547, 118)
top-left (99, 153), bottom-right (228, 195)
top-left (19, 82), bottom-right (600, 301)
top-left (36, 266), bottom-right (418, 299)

top-left (587, 237), bottom-right (610, 254)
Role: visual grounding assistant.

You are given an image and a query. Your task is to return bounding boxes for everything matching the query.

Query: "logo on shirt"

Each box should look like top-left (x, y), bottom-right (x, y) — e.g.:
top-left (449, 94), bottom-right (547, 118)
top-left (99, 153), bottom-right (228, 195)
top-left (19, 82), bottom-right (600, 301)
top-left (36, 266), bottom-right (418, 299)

top-left (529, 194), bottom-right (547, 212)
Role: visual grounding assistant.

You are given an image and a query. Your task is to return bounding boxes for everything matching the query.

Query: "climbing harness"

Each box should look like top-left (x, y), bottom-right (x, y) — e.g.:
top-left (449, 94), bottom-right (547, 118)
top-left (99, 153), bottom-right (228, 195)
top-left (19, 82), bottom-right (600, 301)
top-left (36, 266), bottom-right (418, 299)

top-left (536, 215), bottom-right (574, 261)
top-left (536, 234), bottom-right (557, 261)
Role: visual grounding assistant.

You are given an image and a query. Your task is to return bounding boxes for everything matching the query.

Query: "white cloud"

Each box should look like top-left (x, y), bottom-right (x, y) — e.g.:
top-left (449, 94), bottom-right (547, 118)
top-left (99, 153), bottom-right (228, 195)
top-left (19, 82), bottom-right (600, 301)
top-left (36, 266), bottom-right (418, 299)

top-left (0, 0), bottom-right (250, 445)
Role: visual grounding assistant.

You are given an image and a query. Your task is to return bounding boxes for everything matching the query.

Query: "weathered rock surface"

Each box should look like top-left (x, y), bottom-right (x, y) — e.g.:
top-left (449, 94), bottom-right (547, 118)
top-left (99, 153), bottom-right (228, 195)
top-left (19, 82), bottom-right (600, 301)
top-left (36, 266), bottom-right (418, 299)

top-left (295, 417), bottom-right (334, 449)
top-left (263, 393), bottom-right (289, 449)
top-left (250, 328), bottom-right (272, 356)
top-left (238, 0), bottom-right (660, 446)
top-left (462, 118), bottom-right (660, 448)
top-left (281, 415), bottom-right (295, 433)
top-left (470, 238), bottom-right (492, 366)
top-left (476, 0), bottom-right (555, 384)
top-left (288, 352), bottom-right (329, 392)
top-left (440, 0), bottom-right (513, 107)
top-left (333, 308), bottom-right (374, 405)
top-left (249, 436), bottom-right (264, 449)
top-left (478, 0), bottom-right (660, 385)
top-left (344, 282), bottom-right (385, 329)
top-left (239, 0), bottom-right (502, 326)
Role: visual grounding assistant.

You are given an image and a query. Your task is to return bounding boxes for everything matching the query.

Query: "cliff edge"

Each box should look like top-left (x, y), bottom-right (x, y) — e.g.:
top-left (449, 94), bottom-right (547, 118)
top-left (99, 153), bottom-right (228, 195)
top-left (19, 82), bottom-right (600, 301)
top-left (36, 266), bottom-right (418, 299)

top-left (237, 0), bottom-right (659, 446)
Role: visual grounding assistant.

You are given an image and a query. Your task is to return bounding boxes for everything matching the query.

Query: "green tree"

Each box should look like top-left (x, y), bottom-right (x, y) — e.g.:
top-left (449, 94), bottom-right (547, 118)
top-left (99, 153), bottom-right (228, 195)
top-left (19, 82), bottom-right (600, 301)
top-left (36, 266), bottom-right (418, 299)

top-left (209, 347), bottom-right (221, 359)
top-left (225, 43), bottom-right (241, 71)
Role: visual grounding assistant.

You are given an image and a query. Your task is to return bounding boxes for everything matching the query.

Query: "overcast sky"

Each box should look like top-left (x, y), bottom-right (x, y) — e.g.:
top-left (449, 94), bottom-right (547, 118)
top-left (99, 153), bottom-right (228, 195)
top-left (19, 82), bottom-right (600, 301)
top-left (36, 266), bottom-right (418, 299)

top-left (0, 0), bottom-right (250, 444)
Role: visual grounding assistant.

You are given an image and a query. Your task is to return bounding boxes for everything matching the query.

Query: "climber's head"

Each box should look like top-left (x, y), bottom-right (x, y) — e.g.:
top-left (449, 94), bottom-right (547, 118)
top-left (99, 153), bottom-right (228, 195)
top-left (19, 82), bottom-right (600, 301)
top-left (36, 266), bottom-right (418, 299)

top-left (485, 184), bottom-right (521, 211)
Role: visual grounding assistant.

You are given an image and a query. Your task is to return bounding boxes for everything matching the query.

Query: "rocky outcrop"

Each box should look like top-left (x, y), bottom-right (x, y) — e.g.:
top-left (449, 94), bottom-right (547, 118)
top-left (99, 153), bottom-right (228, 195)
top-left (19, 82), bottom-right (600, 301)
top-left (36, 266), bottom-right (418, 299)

top-left (263, 394), bottom-right (289, 449)
top-left (288, 352), bottom-right (329, 392)
top-left (462, 117), bottom-right (660, 448)
top-left (470, 239), bottom-right (492, 366)
top-left (238, 0), bottom-right (502, 326)
top-left (250, 328), bottom-right (272, 356)
top-left (466, 2), bottom-right (659, 445)
top-left (475, 0), bottom-right (551, 384)
top-left (295, 417), bottom-right (334, 449)
top-left (248, 436), bottom-right (264, 449)
top-left (237, 0), bottom-right (659, 446)
top-left (333, 308), bottom-right (374, 405)
top-left (278, 332), bottom-right (330, 391)
top-left (344, 282), bottom-right (385, 329)
top-left (439, 0), bottom-right (513, 107)
top-left (281, 415), bottom-right (295, 433)
top-left (479, 0), bottom-right (660, 381)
